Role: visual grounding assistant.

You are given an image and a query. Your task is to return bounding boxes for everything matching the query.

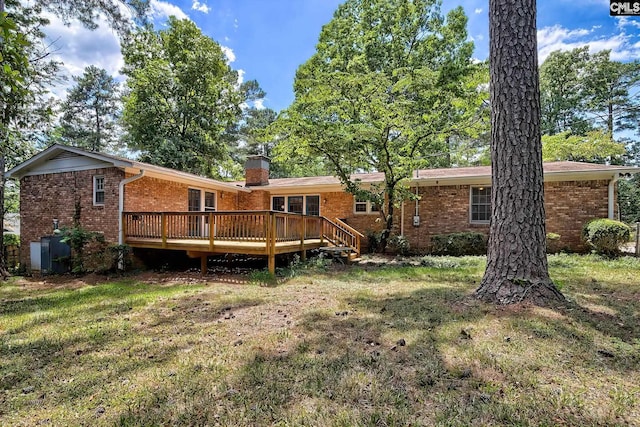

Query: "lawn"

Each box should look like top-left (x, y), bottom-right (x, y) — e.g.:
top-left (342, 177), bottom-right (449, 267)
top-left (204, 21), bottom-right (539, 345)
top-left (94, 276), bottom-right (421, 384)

top-left (1, 254), bottom-right (639, 426)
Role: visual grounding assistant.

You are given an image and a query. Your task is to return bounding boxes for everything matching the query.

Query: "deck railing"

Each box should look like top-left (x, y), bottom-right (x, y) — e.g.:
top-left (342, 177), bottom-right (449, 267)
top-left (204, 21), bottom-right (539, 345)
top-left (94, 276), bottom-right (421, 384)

top-left (123, 210), bottom-right (360, 256)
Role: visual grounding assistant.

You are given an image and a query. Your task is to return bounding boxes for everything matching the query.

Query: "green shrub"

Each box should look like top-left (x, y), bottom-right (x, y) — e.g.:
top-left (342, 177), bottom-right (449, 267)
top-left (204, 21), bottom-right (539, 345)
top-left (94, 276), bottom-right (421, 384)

top-left (430, 232), bottom-right (487, 256)
top-left (366, 230), bottom-right (383, 253)
top-left (388, 234), bottom-right (410, 255)
top-left (582, 219), bottom-right (630, 256)
top-left (3, 233), bottom-right (19, 246)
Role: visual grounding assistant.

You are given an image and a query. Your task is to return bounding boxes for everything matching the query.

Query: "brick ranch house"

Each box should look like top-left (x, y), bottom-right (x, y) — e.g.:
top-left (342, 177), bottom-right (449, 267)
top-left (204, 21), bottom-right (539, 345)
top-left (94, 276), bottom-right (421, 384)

top-left (7, 144), bottom-right (638, 273)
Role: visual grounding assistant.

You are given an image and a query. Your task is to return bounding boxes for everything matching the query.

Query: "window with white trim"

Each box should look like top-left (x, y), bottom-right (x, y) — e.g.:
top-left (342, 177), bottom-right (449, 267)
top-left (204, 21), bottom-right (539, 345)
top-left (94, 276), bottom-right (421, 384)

top-left (354, 196), bottom-right (380, 214)
top-left (93, 176), bottom-right (105, 206)
top-left (470, 186), bottom-right (491, 223)
top-left (271, 195), bottom-right (320, 216)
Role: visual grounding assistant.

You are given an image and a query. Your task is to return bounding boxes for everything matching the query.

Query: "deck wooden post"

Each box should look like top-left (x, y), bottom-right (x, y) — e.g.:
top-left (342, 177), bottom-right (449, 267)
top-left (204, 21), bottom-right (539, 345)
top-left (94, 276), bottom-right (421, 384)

top-left (161, 213), bottom-right (167, 248)
top-left (300, 216), bottom-right (306, 261)
top-left (201, 254), bottom-right (207, 276)
top-left (209, 212), bottom-right (214, 251)
top-left (268, 211), bottom-right (276, 274)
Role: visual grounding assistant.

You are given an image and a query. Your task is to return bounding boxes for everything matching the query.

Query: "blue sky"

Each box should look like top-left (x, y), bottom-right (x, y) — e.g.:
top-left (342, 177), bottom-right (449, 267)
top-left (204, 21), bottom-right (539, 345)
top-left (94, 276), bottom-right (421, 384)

top-left (44, 0), bottom-right (640, 112)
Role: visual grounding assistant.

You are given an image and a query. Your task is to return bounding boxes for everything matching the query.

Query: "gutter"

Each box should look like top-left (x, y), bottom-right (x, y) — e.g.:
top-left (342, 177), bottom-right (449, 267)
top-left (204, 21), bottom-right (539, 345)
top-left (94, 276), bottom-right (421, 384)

top-left (119, 170), bottom-right (145, 247)
top-left (608, 173), bottom-right (621, 220)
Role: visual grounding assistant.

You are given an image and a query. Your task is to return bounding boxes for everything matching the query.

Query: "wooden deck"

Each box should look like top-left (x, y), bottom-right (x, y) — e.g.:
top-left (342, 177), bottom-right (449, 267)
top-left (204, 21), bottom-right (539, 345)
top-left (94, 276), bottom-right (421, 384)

top-left (122, 211), bottom-right (361, 274)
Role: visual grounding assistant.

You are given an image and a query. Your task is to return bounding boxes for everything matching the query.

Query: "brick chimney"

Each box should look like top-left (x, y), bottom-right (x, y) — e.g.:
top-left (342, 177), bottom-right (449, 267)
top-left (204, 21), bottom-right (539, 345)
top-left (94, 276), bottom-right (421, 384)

top-left (245, 155), bottom-right (270, 186)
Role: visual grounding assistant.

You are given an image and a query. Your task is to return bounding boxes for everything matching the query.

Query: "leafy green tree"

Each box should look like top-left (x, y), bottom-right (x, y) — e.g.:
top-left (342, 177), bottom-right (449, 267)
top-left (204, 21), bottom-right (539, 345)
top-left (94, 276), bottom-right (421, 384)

top-left (475, 0), bottom-right (564, 305)
top-left (619, 176), bottom-right (640, 224)
top-left (540, 47), bottom-right (640, 140)
top-left (540, 47), bottom-right (591, 135)
top-left (36, 0), bottom-right (149, 35)
top-left (121, 18), bottom-right (260, 177)
top-left (1, 1), bottom-right (60, 277)
top-left (273, 0), bottom-right (479, 250)
top-left (59, 66), bottom-right (121, 152)
top-left (542, 130), bottom-right (626, 164)
top-left (1, 0), bottom-right (147, 278)
top-left (582, 51), bottom-right (640, 139)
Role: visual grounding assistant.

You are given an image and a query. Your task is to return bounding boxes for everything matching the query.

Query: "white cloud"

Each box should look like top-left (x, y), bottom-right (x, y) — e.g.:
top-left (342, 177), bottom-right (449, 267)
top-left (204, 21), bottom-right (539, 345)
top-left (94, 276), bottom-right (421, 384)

top-left (192, 1), bottom-right (210, 14)
top-left (537, 24), bottom-right (640, 62)
top-left (617, 16), bottom-right (640, 30)
top-left (253, 99), bottom-right (265, 110)
top-left (149, 0), bottom-right (189, 21)
top-left (237, 69), bottom-right (245, 85)
top-left (221, 46), bottom-right (236, 63)
top-left (474, 8), bottom-right (482, 14)
top-left (43, 12), bottom-right (125, 99)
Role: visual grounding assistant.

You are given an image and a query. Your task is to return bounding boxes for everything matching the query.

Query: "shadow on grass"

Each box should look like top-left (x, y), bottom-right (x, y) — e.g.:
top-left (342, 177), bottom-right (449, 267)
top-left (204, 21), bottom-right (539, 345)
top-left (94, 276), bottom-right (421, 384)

top-left (116, 280), bottom-right (630, 426)
top-left (0, 282), bottom-right (265, 424)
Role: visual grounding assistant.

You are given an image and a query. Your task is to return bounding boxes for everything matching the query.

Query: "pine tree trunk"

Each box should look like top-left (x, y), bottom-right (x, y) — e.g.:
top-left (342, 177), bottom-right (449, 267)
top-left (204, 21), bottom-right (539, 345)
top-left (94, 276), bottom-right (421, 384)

top-left (475, 0), bottom-right (564, 305)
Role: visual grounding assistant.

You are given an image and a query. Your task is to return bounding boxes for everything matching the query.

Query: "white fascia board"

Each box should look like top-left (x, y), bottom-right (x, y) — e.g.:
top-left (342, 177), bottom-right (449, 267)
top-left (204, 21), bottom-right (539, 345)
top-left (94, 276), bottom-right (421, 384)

top-left (125, 167), bottom-right (251, 194)
top-left (6, 144), bottom-right (131, 179)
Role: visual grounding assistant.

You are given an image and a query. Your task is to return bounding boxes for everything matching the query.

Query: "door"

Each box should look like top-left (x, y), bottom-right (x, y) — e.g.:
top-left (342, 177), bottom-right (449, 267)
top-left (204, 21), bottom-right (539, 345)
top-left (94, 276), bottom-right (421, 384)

top-left (188, 188), bottom-right (201, 236)
top-left (203, 191), bottom-right (216, 237)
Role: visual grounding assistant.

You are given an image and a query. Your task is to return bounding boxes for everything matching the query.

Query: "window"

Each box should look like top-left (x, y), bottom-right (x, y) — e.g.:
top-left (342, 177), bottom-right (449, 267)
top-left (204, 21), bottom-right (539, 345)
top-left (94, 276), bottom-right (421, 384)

top-left (354, 196), bottom-right (380, 214)
top-left (306, 195), bottom-right (320, 216)
top-left (272, 196), bottom-right (285, 212)
top-left (470, 186), bottom-right (491, 223)
top-left (204, 191), bottom-right (216, 212)
top-left (355, 197), bottom-right (368, 213)
top-left (271, 195), bottom-right (320, 216)
top-left (93, 176), bottom-right (105, 205)
top-left (288, 196), bottom-right (304, 214)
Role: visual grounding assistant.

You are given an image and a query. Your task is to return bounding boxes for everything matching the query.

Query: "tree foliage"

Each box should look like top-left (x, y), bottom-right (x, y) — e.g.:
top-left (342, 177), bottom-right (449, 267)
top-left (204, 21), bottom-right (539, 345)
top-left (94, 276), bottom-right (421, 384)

top-left (35, 0), bottom-right (148, 35)
top-left (540, 47), bottom-right (640, 138)
top-left (121, 18), bottom-right (261, 177)
top-left (619, 176), bottom-right (640, 224)
top-left (541, 130), bottom-right (626, 164)
top-left (59, 65), bottom-right (121, 152)
top-left (273, 0), bottom-right (480, 249)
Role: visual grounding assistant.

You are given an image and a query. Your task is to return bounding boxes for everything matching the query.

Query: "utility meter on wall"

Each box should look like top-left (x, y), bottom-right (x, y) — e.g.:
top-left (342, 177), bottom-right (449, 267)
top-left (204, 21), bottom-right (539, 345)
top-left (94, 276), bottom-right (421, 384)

top-left (413, 216), bottom-right (420, 227)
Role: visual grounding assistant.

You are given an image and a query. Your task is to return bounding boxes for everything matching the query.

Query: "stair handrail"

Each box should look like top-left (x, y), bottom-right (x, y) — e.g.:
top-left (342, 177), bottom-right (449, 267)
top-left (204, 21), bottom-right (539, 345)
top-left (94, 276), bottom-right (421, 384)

top-left (320, 217), bottom-right (361, 256)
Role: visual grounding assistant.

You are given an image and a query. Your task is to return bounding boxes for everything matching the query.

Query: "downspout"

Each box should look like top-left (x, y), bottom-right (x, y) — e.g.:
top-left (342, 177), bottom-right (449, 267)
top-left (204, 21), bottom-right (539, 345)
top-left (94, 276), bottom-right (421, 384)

top-left (608, 173), bottom-right (620, 220)
top-left (119, 170), bottom-right (145, 246)
top-left (400, 201), bottom-right (405, 236)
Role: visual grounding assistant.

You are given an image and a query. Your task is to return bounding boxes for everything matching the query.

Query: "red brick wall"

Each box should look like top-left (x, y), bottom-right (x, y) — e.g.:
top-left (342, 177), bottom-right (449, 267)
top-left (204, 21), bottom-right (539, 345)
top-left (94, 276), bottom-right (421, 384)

top-left (124, 175), bottom-right (238, 211)
top-left (20, 167), bottom-right (123, 269)
top-left (544, 180), bottom-right (610, 251)
top-left (400, 180), bottom-right (611, 253)
top-left (245, 168), bottom-right (269, 187)
top-left (238, 190), bottom-right (270, 211)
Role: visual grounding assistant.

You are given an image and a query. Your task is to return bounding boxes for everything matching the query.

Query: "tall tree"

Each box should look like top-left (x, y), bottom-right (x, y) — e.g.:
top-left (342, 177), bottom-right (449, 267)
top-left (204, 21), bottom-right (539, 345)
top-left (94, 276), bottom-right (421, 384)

top-left (582, 51), bottom-right (640, 139)
top-left (540, 48), bottom-right (640, 139)
top-left (121, 18), bottom-right (261, 177)
top-left (475, 0), bottom-right (564, 305)
top-left (1, 0), bottom-right (146, 279)
top-left (1, 1), bottom-right (60, 278)
top-left (35, 0), bottom-right (148, 35)
top-left (540, 47), bottom-right (591, 135)
top-left (59, 66), bottom-right (121, 152)
top-left (273, 0), bottom-right (479, 250)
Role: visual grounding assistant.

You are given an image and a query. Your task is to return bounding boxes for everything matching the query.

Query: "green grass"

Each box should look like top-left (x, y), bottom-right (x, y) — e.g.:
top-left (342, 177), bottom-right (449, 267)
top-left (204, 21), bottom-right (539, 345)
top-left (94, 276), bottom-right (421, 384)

top-left (1, 254), bottom-right (639, 426)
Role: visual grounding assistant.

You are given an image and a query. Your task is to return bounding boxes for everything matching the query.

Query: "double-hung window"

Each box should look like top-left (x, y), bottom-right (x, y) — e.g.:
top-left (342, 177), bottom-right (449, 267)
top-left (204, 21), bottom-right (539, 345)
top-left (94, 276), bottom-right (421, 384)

top-left (93, 176), bottom-right (105, 206)
top-left (354, 197), bottom-right (380, 214)
top-left (470, 186), bottom-right (491, 223)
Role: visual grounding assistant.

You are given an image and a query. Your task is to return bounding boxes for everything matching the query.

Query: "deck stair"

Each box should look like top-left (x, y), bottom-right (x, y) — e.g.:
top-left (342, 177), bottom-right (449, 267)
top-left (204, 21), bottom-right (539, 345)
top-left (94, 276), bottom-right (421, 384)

top-left (320, 217), bottom-right (363, 261)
